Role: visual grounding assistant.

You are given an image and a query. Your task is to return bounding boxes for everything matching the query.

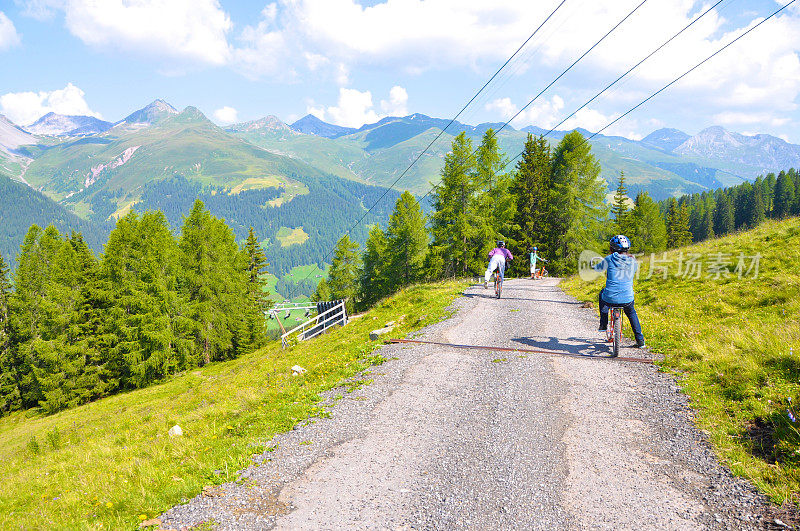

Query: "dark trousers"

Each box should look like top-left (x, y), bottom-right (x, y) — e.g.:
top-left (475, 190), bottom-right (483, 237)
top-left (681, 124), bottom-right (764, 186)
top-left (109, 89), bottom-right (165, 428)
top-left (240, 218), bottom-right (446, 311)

top-left (599, 290), bottom-right (645, 344)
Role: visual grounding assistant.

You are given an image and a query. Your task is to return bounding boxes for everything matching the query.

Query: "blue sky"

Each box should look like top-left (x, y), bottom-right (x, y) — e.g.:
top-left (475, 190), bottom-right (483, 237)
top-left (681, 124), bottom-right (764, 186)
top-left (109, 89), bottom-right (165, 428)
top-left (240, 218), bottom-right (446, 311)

top-left (1, 0), bottom-right (799, 142)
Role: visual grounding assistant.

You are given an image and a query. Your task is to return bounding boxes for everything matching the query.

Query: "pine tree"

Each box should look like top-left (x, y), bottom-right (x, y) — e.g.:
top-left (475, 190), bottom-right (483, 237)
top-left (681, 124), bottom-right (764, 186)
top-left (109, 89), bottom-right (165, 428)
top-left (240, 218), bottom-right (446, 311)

top-left (0, 251), bottom-right (16, 413)
top-left (628, 192), bottom-right (667, 253)
top-left (180, 201), bottom-right (250, 365)
top-left (312, 278), bottom-right (332, 302)
top-left (357, 224), bottom-right (390, 310)
top-left (386, 192), bottom-right (428, 290)
top-left (430, 132), bottom-right (478, 277)
top-left (472, 129), bottom-right (510, 269)
top-left (611, 171), bottom-right (631, 235)
top-left (713, 192), bottom-right (734, 235)
top-left (748, 186), bottom-right (766, 228)
top-left (327, 234), bottom-right (360, 313)
top-left (549, 131), bottom-right (607, 274)
top-left (774, 171), bottom-right (796, 218)
top-left (509, 134), bottom-right (552, 276)
top-left (700, 204), bottom-right (715, 242)
top-left (666, 199), bottom-right (693, 248)
top-left (242, 227), bottom-right (270, 350)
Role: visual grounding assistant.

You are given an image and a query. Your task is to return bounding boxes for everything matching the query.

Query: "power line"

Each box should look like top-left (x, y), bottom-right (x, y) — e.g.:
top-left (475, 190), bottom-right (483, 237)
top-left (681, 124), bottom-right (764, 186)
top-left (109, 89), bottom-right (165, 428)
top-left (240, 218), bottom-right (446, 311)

top-left (541, 0), bottom-right (729, 138)
top-left (420, 0), bottom-right (653, 203)
top-left (288, 0), bottom-right (569, 298)
top-left (584, 0), bottom-right (796, 142)
top-left (492, 0), bottom-right (651, 138)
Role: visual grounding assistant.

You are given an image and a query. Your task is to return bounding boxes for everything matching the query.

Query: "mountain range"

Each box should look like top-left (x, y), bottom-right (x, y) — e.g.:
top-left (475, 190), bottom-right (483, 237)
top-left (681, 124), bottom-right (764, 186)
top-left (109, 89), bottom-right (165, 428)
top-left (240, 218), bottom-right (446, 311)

top-left (1, 99), bottom-right (799, 273)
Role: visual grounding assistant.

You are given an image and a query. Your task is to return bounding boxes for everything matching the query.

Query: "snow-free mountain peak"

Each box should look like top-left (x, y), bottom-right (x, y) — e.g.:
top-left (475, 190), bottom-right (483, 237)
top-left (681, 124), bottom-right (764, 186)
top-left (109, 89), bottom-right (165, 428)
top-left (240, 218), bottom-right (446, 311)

top-left (640, 128), bottom-right (690, 152)
top-left (122, 99), bottom-right (178, 125)
top-left (290, 114), bottom-right (357, 138)
top-left (227, 115), bottom-right (292, 133)
top-left (24, 112), bottom-right (113, 137)
top-left (675, 126), bottom-right (800, 170)
top-left (0, 114), bottom-right (37, 155)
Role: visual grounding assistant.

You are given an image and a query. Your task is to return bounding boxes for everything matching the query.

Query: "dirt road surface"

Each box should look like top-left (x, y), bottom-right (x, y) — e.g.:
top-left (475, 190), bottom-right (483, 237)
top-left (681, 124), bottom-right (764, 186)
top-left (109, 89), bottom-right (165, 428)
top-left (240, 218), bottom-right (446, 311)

top-left (161, 278), bottom-right (774, 530)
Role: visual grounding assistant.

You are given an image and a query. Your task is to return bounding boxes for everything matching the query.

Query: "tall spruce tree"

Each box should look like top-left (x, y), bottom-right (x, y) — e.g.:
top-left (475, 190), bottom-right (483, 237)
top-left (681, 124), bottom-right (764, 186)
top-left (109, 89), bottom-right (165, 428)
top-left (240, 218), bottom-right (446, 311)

top-left (628, 192), bottom-right (667, 253)
top-left (509, 134), bottom-right (552, 276)
top-left (473, 129), bottom-right (511, 266)
top-left (0, 251), bottom-right (15, 413)
top-left (357, 224), bottom-right (390, 310)
top-left (774, 171), bottom-right (795, 218)
top-left (386, 192), bottom-right (428, 289)
top-left (549, 131), bottom-right (607, 274)
top-left (611, 171), bottom-right (631, 235)
top-left (430, 132), bottom-right (478, 277)
top-left (327, 234), bottom-right (360, 313)
top-left (180, 200), bottom-right (250, 365)
top-left (714, 192), bottom-right (734, 235)
top-left (242, 227), bottom-right (270, 350)
top-left (666, 199), bottom-right (693, 248)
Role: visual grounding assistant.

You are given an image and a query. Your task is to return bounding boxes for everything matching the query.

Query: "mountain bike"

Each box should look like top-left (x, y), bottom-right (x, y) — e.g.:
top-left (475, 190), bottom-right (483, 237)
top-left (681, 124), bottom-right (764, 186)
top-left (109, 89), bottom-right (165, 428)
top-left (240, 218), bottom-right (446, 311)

top-left (534, 266), bottom-right (549, 279)
top-left (494, 270), bottom-right (503, 298)
top-left (606, 306), bottom-right (623, 358)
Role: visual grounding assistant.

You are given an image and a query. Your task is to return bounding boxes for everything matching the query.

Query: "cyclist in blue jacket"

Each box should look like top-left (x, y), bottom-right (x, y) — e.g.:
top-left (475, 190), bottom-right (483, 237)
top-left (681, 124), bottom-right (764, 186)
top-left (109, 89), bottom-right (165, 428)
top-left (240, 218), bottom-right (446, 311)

top-left (593, 234), bottom-right (645, 348)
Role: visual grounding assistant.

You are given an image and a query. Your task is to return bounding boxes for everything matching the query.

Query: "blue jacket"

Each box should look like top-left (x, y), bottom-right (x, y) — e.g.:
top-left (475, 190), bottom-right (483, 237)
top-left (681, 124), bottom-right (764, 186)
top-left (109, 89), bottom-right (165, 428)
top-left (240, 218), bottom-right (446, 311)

top-left (593, 252), bottom-right (638, 304)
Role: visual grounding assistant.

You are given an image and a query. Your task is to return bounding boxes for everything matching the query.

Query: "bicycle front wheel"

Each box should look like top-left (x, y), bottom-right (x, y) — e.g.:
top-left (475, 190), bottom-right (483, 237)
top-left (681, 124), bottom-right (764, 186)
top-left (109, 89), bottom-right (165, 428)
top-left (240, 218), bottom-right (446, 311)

top-left (495, 277), bottom-right (502, 298)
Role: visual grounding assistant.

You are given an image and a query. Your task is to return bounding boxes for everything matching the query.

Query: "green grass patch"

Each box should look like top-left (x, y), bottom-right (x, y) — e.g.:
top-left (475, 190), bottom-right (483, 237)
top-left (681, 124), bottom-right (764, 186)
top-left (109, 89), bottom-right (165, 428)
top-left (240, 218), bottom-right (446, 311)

top-left (561, 217), bottom-right (800, 504)
top-left (0, 280), bottom-right (468, 529)
top-left (275, 227), bottom-right (309, 247)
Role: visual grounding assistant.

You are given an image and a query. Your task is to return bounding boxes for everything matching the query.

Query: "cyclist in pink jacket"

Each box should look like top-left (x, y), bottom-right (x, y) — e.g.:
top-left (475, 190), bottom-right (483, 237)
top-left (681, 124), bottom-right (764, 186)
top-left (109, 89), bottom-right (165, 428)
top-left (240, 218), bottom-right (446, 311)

top-left (484, 241), bottom-right (513, 288)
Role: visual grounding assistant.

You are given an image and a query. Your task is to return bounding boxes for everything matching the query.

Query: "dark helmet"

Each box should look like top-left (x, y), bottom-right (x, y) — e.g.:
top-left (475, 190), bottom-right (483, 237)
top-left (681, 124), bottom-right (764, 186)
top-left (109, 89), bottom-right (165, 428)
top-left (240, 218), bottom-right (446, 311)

top-left (610, 234), bottom-right (631, 253)
top-left (497, 240), bottom-right (505, 248)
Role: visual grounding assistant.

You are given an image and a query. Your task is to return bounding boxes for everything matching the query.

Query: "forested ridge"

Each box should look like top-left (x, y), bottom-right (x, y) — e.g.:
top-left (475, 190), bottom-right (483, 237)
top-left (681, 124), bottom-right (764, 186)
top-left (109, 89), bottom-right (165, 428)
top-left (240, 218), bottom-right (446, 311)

top-left (0, 202), bottom-right (270, 415)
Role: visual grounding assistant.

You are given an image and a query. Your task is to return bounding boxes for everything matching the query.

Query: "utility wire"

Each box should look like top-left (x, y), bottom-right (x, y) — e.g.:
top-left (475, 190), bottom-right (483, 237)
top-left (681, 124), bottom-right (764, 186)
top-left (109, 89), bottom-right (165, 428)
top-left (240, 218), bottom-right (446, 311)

top-left (584, 0), bottom-right (796, 143)
top-left (287, 0), bottom-right (569, 299)
top-left (541, 0), bottom-right (728, 138)
top-left (497, 0), bottom-right (797, 177)
top-left (420, 0), bottom-right (653, 202)
top-left (491, 0), bottom-right (651, 139)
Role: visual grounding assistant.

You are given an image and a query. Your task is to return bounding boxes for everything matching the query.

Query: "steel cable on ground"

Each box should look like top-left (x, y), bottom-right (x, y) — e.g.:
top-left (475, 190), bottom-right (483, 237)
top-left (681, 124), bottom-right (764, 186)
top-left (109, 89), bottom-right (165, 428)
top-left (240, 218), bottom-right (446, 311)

top-left (286, 0), bottom-right (569, 299)
top-left (419, 0), bottom-right (653, 203)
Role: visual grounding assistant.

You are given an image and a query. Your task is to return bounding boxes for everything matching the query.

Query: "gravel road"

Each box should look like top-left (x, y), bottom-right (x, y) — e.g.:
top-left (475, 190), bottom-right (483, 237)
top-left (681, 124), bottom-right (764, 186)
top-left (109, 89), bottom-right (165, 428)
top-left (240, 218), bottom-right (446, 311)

top-left (160, 278), bottom-right (779, 530)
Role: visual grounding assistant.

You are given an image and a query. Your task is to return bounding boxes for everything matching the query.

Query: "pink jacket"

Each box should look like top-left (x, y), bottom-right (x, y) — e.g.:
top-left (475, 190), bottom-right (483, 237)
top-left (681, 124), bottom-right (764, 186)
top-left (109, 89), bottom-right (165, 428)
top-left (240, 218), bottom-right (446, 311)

top-left (488, 247), bottom-right (513, 261)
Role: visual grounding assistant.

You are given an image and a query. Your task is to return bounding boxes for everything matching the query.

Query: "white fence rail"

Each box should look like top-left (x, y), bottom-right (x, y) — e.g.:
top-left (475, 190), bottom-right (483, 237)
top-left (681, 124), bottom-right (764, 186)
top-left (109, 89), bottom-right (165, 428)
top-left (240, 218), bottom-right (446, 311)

top-left (275, 299), bottom-right (348, 348)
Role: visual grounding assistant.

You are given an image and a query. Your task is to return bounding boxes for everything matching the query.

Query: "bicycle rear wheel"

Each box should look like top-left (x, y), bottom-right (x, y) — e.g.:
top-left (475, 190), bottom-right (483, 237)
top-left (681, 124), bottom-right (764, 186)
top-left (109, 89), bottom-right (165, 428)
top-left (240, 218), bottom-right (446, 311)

top-left (612, 308), bottom-right (621, 358)
top-left (495, 274), bottom-right (502, 298)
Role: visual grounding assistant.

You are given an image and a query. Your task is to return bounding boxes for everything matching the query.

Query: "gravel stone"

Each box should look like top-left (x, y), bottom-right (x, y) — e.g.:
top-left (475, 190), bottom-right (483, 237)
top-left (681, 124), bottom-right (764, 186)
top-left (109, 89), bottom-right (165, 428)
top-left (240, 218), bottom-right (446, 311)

top-left (159, 278), bottom-right (776, 530)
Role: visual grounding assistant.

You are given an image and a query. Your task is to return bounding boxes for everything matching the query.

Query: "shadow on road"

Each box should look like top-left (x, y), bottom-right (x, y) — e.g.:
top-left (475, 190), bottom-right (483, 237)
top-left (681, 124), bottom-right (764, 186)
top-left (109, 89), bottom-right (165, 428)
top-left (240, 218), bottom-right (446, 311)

top-left (511, 335), bottom-right (637, 359)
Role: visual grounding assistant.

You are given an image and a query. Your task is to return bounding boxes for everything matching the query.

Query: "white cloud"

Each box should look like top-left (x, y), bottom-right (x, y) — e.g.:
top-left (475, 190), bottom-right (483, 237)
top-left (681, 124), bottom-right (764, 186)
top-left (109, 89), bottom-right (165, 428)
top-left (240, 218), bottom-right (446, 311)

top-left (380, 86), bottom-right (408, 116)
top-left (213, 106), bottom-right (238, 124)
top-left (0, 83), bottom-right (101, 125)
top-left (47, 0), bottom-right (232, 65)
top-left (310, 86), bottom-right (410, 127)
top-left (326, 88), bottom-right (380, 128)
top-left (485, 95), bottom-right (565, 129)
top-left (714, 111), bottom-right (791, 127)
top-left (0, 12), bottom-right (21, 50)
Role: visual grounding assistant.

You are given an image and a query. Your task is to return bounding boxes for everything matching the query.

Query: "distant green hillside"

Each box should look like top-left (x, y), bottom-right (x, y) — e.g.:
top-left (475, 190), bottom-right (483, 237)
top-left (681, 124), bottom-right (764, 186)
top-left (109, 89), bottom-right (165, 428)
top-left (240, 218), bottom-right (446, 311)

top-left (0, 177), bottom-right (109, 266)
top-left (563, 216), bottom-right (800, 503)
top-left (232, 117), bottom-right (725, 199)
top-left (22, 107), bottom-right (319, 221)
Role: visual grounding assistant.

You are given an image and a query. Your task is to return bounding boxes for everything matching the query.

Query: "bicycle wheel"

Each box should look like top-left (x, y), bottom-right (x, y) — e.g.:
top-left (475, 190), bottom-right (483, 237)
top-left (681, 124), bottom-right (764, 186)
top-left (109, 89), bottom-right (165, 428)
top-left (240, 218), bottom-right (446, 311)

top-left (612, 308), bottom-right (621, 358)
top-left (495, 274), bottom-right (502, 298)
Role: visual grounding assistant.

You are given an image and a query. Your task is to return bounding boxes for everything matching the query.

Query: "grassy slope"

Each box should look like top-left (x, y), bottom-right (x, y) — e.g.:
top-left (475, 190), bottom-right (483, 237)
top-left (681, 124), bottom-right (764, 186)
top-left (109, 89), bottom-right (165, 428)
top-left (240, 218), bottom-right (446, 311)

top-left (0, 280), bottom-right (468, 529)
top-left (561, 217), bottom-right (800, 503)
